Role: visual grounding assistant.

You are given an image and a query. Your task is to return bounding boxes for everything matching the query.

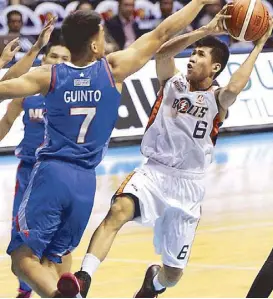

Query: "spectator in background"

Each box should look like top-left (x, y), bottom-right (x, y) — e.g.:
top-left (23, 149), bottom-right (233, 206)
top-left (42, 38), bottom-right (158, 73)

top-left (104, 0), bottom-right (142, 50)
top-left (197, 0), bottom-right (224, 28)
top-left (76, 0), bottom-right (94, 11)
top-left (7, 10), bottom-right (36, 54)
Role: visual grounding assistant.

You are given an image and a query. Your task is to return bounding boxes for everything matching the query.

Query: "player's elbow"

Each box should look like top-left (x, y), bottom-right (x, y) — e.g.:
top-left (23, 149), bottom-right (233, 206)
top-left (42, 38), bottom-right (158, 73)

top-left (226, 84), bottom-right (240, 96)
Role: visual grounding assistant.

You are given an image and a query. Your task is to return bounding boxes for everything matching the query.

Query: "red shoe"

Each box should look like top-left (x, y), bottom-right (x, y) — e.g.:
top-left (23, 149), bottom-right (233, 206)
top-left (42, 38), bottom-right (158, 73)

top-left (57, 271), bottom-right (91, 298)
top-left (57, 273), bottom-right (80, 298)
top-left (134, 265), bottom-right (166, 298)
top-left (16, 290), bottom-right (32, 298)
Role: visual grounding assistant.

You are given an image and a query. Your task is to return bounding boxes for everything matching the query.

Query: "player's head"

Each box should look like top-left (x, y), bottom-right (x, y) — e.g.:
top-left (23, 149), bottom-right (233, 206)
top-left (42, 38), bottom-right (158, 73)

top-left (42, 42), bottom-right (71, 65)
top-left (61, 10), bottom-right (104, 61)
top-left (187, 36), bottom-right (229, 82)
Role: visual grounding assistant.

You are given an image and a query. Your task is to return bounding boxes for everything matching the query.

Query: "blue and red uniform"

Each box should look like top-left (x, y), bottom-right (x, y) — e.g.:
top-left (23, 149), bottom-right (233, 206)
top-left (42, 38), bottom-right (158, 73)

top-left (12, 95), bottom-right (45, 219)
top-left (7, 59), bottom-right (121, 263)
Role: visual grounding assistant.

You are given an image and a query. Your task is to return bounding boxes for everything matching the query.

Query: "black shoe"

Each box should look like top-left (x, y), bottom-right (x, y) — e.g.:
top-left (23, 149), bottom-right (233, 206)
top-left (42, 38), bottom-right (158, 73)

top-left (134, 265), bottom-right (166, 298)
top-left (74, 271), bottom-right (91, 298)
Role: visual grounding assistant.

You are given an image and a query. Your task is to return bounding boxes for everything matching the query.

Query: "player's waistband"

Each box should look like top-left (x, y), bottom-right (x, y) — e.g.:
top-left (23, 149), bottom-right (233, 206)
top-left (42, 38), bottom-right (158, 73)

top-left (145, 159), bottom-right (205, 180)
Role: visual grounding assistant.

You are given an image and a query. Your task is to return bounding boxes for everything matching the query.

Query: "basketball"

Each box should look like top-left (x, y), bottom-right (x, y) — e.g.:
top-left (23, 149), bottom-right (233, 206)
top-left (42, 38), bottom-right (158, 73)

top-left (225, 0), bottom-right (270, 41)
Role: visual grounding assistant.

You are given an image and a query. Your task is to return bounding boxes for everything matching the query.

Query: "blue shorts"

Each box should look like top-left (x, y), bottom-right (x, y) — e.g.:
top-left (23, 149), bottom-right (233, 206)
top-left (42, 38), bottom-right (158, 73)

top-left (12, 161), bottom-right (35, 219)
top-left (7, 159), bottom-right (96, 263)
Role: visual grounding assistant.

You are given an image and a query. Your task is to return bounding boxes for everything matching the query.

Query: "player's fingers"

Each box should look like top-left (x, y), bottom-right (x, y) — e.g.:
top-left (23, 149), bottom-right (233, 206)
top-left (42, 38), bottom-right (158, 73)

top-left (12, 45), bottom-right (21, 54)
top-left (5, 37), bottom-right (19, 49)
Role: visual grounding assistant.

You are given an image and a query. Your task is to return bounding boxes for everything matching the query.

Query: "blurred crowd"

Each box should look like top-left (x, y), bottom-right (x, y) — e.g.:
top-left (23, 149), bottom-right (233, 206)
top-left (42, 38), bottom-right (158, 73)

top-left (0, 0), bottom-right (273, 60)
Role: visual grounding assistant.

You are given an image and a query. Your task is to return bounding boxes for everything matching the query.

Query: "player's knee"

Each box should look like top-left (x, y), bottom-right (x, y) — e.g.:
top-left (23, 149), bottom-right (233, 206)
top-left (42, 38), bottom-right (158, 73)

top-left (162, 264), bottom-right (183, 287)
top-left (104, 196), bottom-right (134, 229)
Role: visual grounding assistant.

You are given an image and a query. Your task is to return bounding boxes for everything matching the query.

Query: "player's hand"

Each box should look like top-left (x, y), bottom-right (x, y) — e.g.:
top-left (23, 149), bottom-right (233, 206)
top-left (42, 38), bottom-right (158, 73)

top-left (33, 17), bottom-right (56, 51)
top-left (0, 38), bottom-right (21, 64)
top-left (255, 17), bottom-right (273, 47)
top-left (204, 4), bottom-right (233, 35)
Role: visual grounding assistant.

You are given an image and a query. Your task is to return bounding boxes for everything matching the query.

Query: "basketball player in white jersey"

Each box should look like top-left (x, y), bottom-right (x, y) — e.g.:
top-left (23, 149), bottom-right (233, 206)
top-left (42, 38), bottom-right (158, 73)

top-left (62, 8), bottom-right (273, 298)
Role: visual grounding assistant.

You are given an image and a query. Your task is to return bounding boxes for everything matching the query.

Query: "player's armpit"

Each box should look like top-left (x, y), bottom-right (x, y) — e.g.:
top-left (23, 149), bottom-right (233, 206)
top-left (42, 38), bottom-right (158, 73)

top-left (0, 65), bottom-right (51, 102)
top-left (156, 57), bottom-right (179, 85)
top-left (214, 87), bottom-right (237, 121)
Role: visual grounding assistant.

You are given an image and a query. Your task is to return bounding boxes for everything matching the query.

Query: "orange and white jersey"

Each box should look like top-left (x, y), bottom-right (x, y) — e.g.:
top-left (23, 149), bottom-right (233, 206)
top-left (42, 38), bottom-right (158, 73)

top-left (141, 72), bottom-right (221, 175)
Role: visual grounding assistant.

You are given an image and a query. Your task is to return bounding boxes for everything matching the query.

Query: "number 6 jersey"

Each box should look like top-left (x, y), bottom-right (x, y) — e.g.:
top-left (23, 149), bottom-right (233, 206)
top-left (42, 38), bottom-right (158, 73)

top-left (141, 72), bottom-right (221, 174)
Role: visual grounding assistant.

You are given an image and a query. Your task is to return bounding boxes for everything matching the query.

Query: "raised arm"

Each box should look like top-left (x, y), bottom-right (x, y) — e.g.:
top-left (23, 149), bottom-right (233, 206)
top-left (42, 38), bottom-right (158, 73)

top-left (217, 18), bottom-right (273, 121)
top-left (0, 98), bottom-right (23, 141)
top-left (155, 6), bottom-right (230, 84)
top-left (107, 0), bottom-right (219, 82)
top-left (1, 18), bottom-right (55, 82)
top-left (0, 65), bottom-right (51, 102)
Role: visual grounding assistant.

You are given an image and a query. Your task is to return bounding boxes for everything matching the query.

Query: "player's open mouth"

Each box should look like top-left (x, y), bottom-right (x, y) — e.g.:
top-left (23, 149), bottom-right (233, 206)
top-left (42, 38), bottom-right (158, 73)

top-left (187, 63), bottom-right (193, 71)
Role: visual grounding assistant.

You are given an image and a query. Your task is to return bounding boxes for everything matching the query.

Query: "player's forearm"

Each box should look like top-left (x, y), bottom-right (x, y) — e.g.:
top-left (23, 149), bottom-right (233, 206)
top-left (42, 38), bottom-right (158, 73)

top-left (226, 45), bottom-right (263, 95)
top-left (0, 119), bottom-right (12, 141)
top-left (1, 44), bottom-right (40, 82)
top-left (156, 0), bottom-right (205, 43)
top-left (156, 26), bottom-right (209, 60)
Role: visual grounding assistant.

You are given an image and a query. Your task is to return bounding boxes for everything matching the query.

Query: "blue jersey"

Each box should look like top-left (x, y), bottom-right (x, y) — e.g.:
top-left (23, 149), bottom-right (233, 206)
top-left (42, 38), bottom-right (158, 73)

top-left (37, 58), bottom-right (121, 169)
top-left (15, 95), bottom-right (45, 163)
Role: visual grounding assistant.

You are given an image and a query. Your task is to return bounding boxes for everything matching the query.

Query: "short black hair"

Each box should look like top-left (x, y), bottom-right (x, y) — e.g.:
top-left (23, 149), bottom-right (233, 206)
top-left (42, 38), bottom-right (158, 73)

top-left (62, 10), bottom-right (101, 57)
top-left (7, 10), bottom-right (22, 22)
top-left (44, 39), bottom-right (67, 56)
top-left (195, 36), bottom-right (230, 78)
top-left (76, 0), bottom-right (93, 11)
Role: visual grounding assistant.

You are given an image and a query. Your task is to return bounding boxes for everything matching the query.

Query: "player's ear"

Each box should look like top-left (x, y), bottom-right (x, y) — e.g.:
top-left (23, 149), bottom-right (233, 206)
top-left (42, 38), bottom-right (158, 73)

top-left (91, 40), bottom-right (98, 54)
top-left (212, 63), bottom-right (221, 76)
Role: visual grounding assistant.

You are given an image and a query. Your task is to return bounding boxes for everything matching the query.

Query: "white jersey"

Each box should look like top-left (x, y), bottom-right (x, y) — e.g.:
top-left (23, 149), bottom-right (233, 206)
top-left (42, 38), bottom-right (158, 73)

top-left (141, 72), bottom-right (220, 174)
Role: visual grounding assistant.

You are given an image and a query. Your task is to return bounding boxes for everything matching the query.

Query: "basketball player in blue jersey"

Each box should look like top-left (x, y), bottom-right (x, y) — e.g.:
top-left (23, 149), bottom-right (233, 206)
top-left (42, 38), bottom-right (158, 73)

top-left (0, 41), bottom-right (70, 298)
top-left (0, 0), bottom-right (221, 297)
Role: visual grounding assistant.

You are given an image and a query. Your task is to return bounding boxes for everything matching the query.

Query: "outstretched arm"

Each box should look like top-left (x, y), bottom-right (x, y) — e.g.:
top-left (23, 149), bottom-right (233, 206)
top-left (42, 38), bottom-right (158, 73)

top-left (1, 18), bottom-right (55, 82)
top-left (155, 5), bottom-right (231, 84)
top-left (0, 65), bottom-right (51, 102)
top-left (107, 0), bottom-right (219, 82)
top-left (217, 18), bottom-right (273, 121)
top-left (0, 98), bottom-right (23, 141)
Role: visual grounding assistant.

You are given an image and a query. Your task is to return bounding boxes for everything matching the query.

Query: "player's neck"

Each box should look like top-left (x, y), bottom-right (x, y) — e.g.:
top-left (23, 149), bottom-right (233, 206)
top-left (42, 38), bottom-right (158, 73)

top-left (71, 55), bottom-right (98, 67)
top-left (189, 78), bottom-right (213, 92)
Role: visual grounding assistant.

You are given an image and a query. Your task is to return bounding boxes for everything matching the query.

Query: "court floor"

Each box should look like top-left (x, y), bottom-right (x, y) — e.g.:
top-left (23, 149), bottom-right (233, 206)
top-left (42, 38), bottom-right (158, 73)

top-left (1, 132), bottom-right (273, 298)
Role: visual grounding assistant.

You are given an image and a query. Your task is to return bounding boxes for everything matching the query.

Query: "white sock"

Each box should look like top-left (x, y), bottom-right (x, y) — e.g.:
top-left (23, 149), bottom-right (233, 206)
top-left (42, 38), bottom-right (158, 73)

top-left (153, 274), bottom-right (165, 291)
top-left (81, 253), bottom-right (101, 277)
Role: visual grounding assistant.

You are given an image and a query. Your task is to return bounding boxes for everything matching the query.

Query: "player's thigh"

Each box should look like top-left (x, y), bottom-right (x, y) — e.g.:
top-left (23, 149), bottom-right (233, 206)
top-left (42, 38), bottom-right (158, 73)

top-left (154, 206), bottom-right (200, 269)
top-left (113, 170), bottom-right (164, 225)
top-left (44, 166), bottom-right (96, 261)
top-left (12, 161), bottom-right (34, 218)
top-left (7, 161), bottom-right (68, 259)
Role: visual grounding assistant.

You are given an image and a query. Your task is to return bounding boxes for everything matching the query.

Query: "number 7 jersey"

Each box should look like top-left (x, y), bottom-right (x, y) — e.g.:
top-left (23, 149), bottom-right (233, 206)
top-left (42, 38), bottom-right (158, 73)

top-left (37, 59), bottom-right (121, 168)
top-left (141, 72), bottom-right (222, 174)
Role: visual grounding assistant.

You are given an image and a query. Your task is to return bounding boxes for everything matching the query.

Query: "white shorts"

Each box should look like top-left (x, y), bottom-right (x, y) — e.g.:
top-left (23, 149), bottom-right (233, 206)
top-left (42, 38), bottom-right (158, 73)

top-left (115, 160), bottom-right (206, 269)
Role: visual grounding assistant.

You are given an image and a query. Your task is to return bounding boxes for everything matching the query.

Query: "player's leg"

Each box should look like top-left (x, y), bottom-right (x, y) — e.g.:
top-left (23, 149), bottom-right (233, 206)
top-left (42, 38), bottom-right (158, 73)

top-left (246, 248), bottom-right (273, 298)
top-left (57, 171), bottom-right (146, 297)
top-left (12, 161), bottom-right (34, 298)
top-left (7, 161), bottom-right (74, 297)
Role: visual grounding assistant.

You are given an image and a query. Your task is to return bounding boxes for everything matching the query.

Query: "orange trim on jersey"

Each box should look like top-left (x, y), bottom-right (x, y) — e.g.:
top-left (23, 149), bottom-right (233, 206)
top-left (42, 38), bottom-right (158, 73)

top-left (116, 171), bottom-right (135, 195)
top-left (103, 58), bottom-right (115, 88)
top-left (145, 87), bottom-right (164, 132)
top-left (210, 113), bottom-right (221, 146)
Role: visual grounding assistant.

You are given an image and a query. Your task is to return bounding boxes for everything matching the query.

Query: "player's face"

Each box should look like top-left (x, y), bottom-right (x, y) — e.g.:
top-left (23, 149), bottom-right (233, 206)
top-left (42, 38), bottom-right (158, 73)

top-left (43, 46), bottom-right (71, 65)
top-left (186, 47), bottom-right (216, 82)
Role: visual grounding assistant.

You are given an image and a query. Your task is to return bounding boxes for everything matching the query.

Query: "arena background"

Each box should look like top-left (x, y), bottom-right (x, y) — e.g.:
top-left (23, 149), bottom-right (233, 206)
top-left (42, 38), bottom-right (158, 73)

top-left (0, 1), bottom-right (273, 297)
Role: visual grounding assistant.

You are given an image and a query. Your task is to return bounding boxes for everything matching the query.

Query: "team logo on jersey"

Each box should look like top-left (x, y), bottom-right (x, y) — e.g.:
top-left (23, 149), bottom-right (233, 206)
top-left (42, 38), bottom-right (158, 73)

top-left (173, 79), bottom-right (186, 92)
top-left (29, 108), bottom-right (44, 122)
top-left (172, 97), bottom-right (209, 118)
top-left (173, 97), bottom-right (191, 113)
top-left (74, 79), bottom-right (91, 87)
